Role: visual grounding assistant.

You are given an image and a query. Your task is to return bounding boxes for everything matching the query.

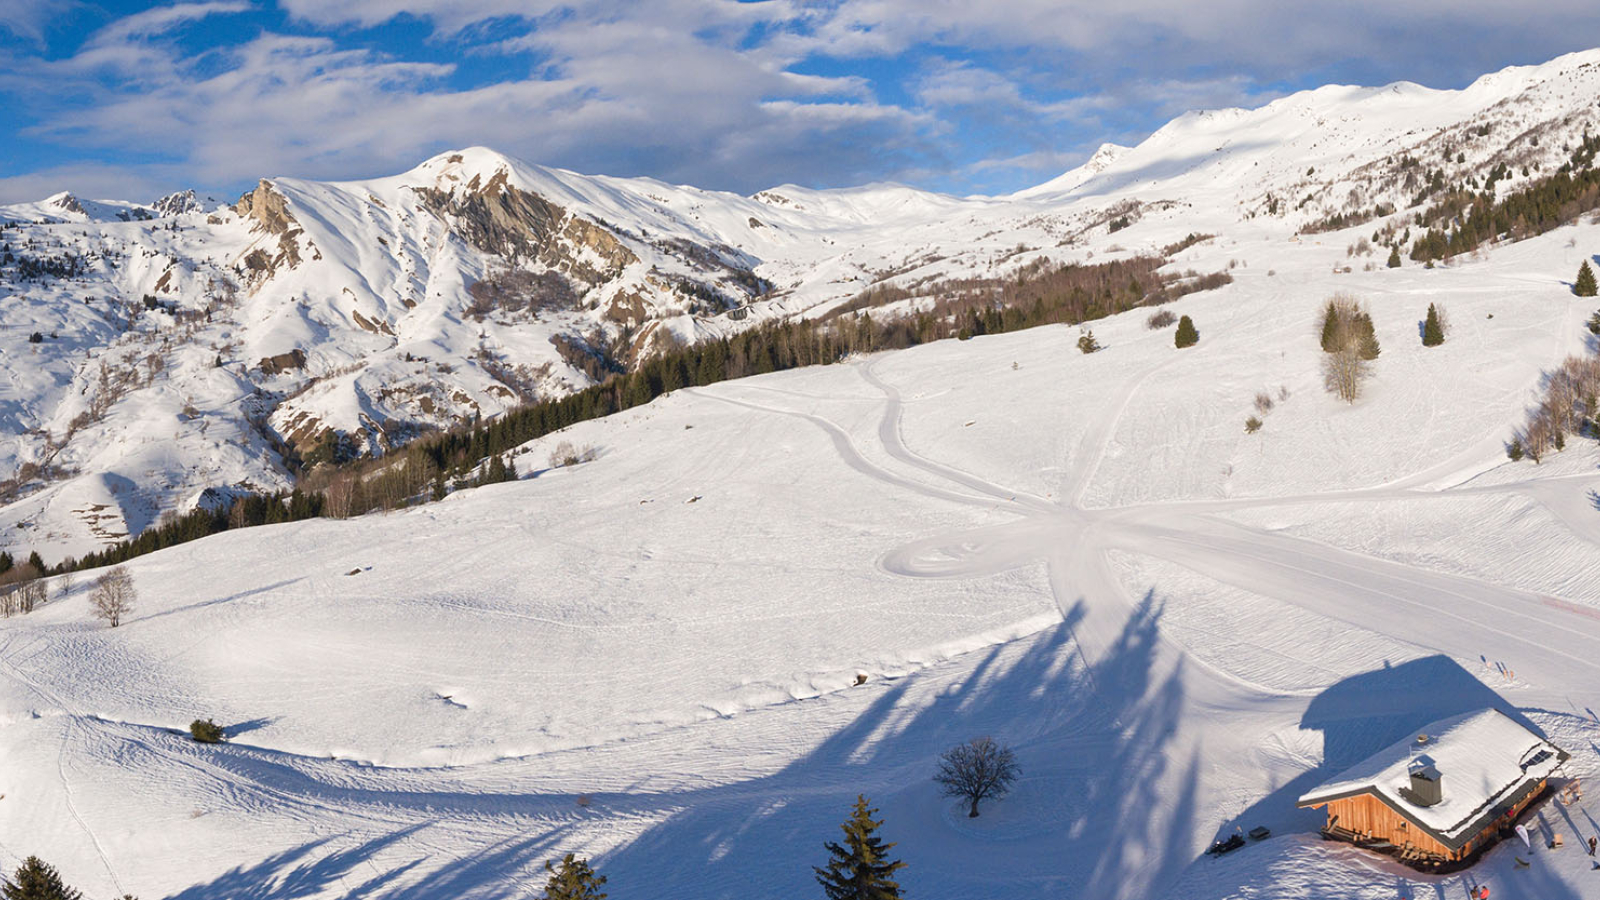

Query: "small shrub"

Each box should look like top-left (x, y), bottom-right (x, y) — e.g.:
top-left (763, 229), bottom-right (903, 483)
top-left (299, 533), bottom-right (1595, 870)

top-left (1077, 330), bottom-right (1102, 354)
top-left (1174, 315), bottom-right (1199, 349)
top-left (1587, 311), bottom-right (1600, 335)
top-left (1253, 392), bottom-right (1274, 414)
top-left (190, 718), bottom-right (225, 744)
top-left (1244, 416), bottom-right (1263, 433)
top-left (1146, 309), bottom-right (1176, 330)
top-left (548, 441), bottom-right (597, 469)
top-left (1507, 437), bottom-right (1525, 461)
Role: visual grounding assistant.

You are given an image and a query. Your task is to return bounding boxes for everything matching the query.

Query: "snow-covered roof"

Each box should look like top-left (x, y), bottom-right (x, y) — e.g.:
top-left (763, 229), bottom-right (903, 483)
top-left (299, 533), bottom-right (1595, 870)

top-left (1297, 709), bottom-right (1567, 849)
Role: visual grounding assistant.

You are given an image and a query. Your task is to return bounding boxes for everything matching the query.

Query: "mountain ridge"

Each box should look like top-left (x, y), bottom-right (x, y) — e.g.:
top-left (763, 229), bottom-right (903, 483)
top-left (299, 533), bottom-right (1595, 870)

top-left (3, 47), bottom-right (1599, 559)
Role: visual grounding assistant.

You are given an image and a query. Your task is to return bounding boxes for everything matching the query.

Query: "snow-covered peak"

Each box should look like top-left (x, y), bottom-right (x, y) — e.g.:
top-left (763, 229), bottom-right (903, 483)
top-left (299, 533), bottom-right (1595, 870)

top-left (1013, 143), bottom-right (1131, 199)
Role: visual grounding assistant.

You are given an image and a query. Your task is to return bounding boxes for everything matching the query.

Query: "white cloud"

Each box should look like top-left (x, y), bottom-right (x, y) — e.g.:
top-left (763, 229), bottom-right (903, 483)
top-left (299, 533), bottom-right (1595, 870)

top-left (3, 0), bottom-right (1599, 200)
top-left (3, 0), bottom-right (933, 196)
top-left (0, 0), bottom-right (76, 43)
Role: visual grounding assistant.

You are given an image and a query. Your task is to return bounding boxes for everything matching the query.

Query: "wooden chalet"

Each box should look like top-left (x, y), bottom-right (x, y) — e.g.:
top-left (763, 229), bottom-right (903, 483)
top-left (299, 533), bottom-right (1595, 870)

top-left (1297, 708), bottom-right (1568, 869)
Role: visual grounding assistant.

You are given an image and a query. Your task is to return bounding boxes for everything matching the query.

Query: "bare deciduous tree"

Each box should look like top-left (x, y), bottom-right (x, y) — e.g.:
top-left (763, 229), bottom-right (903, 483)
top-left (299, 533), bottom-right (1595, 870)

top-left (934, 736), bottom-right (1020, 817)
top-left (91, 566), bottom-right (136, 628)
top-left (17, 579), bottom-right (44, 614)
top-left (1322, 345), bottom-right (1368, 403)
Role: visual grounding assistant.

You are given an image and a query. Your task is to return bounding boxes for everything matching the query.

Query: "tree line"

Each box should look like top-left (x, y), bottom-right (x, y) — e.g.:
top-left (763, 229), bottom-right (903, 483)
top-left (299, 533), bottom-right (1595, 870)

top-left (23, 253), bottom-right (1228, 575)
top-left (1409, 132), bottom-right (1600, 263)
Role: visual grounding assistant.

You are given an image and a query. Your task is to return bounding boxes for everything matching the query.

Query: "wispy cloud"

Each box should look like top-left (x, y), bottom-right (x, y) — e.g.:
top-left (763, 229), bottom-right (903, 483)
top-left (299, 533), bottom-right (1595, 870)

top-left (1, 0), bottom-right (1598, 202)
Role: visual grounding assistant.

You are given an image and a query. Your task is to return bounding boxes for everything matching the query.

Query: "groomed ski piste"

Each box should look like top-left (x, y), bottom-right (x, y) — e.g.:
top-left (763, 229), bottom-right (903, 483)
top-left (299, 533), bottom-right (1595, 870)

top-left (5, 197), bottom-right (1600, 899)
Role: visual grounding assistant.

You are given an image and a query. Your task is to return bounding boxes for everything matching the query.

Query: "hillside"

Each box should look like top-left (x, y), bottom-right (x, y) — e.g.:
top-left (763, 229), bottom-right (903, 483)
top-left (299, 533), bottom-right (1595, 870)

top-left (4, 164), bottom-right (1600, 896)
top-left (3, 50), bottom-right (1600, 559)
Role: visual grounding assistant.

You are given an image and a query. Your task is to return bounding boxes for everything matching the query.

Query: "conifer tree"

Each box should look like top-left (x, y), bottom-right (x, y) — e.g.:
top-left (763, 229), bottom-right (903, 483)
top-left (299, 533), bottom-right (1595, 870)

top-left (1386, 245), bottom-right (1402, 268)
top-left (1355, 313), bottom-right (1380, 360)
top-left (1422, 303), bottom-right (1445, 346)
top-left (1577, 260), bottom-right (1598, 297)
top-left (26, 551), bottom-right (44, 575)
top-left (1508, 438), bottom-right (1525, 461)
top-left (1174, 315), bottom-right (1199, 349)
top-left (0, 551), bottom-right (11, 575)
top-left (2, 857), bottom-right (83, 900)
top-left (815, 795), bottom-right (906, 900)
top-left (541, 854), bottom-right (606, 900)
top-left (1319, 301), bottom-right (1341, 352)
top-left (484, 455), bottom-right (509, 485)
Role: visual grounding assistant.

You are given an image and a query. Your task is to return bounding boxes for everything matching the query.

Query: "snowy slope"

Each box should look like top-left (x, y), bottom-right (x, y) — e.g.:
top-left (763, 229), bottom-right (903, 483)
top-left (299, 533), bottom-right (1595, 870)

top-left (3, 182), bottom-right (1600, 899)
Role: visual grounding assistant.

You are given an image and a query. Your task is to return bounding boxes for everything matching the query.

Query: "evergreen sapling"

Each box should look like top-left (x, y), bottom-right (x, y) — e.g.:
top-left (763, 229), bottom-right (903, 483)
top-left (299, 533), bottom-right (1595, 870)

top-left (1577, 260), bottom-right (1598, 298)
top-left (1174, 315), bottom-right (1199, 349)
top-left (814, 795), bottom-right (906, 900)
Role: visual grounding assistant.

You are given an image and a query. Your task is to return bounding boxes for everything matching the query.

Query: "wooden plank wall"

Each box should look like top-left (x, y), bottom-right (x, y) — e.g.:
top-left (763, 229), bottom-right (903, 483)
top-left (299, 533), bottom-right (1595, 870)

top-left (1326, 795), bottom-right (1451, 856)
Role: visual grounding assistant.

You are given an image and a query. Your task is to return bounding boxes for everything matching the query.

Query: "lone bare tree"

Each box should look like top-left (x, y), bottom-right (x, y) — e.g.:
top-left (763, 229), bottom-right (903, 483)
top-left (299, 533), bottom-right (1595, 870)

top-left (934, 736), bottom-right (1020, 817)
top-left (91, 566), bottom-right (136, 628)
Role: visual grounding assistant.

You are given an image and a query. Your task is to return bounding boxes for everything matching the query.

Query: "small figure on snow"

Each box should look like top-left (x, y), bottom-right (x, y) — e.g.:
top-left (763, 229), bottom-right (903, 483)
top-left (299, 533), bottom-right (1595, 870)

top-left (1588, 835), bottom-right (1597, 856)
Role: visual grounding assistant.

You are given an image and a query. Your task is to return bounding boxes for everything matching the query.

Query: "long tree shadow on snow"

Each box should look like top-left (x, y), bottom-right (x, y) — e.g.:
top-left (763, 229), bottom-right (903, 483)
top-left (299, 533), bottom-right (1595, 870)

top-left (597, 592), bottom-right (1200, 900)
top-left (162, 824), bottom-right (575, 900)
top-left (150, 594), bottom-right (1194, 900)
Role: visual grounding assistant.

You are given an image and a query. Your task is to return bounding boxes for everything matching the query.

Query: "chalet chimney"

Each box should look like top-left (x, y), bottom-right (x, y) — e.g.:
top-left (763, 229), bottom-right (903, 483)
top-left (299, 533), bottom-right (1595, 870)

top-left (1409, 763), bottom-right (1442, 807)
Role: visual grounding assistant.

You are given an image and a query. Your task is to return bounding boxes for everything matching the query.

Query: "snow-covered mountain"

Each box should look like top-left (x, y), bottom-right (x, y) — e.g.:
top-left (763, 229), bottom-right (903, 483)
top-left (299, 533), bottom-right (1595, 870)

top-left (4, 49), bottom-right (1600, 561)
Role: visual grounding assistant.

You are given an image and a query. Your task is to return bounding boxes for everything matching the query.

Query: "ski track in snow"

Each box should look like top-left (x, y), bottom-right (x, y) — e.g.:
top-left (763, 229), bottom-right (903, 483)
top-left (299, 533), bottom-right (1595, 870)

top-left (12, 306), bottom-right (1600, 897)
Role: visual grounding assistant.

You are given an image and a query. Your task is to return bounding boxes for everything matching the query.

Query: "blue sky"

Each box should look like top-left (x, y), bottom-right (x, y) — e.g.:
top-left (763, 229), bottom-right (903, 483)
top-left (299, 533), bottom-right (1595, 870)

top-left (2, 1), bottom-right (1599, 203)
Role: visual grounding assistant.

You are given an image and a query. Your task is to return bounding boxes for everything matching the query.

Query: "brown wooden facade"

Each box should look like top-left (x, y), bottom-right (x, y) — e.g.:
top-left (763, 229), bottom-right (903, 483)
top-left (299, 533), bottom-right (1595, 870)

top-left (1304, 775), bottom-right (1552, 864)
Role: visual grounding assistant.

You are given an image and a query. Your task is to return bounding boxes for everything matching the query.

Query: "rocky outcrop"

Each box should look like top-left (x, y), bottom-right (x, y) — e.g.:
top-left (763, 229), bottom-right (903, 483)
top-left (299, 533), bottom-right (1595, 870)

top-left (234, 180), bottom-right (303, 278)
top-left (234, 180), bottom-right (294, 235)
top-left (258, 348), bottom-right (307, 375)
top-left (154, 189), bottom-right (202, 217)
top-left (415, 168), bottom-right (639, 286)
top-left (50, 193), bottom-right (85, 215)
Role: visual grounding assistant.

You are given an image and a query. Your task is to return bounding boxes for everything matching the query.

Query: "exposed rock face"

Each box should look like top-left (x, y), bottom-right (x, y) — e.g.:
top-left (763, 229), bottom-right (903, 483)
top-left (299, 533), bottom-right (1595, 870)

top-left (51, 193), bottom-right (84, 215)
top-left (154, 189), bottom-right (202, 217)
top-left (258, 348), bottom-right (307, 375)
top-left (234, 180), bottom-right (303, 278)
top-left (415, 169), bottom-right (639, 285)
top-left (235, 180), bottom-right (294, 234)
